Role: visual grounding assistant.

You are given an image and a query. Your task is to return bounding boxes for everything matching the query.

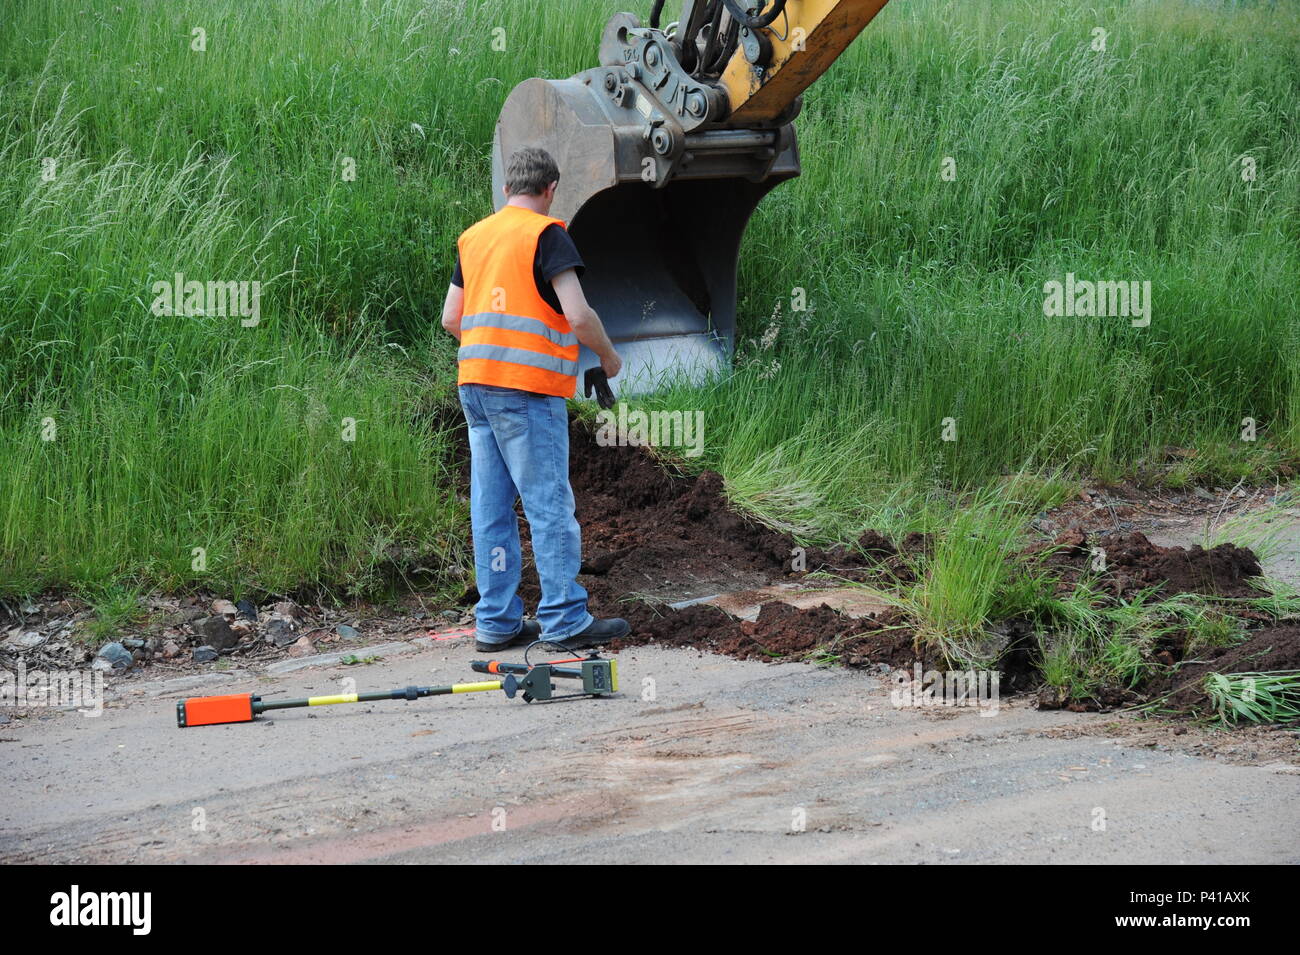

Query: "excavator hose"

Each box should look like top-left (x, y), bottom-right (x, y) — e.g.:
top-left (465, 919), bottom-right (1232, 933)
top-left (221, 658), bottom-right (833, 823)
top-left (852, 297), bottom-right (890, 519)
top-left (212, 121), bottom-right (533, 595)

top-left (721, 0), bottom-right (788, 30)
top-left (700, 0), bottom-right (729, 74)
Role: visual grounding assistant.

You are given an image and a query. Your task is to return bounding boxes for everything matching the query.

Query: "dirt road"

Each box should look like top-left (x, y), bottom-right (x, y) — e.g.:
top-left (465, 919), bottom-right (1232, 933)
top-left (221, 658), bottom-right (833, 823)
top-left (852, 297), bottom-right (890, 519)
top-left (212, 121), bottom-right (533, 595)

top-left (4, 635), bottom-right (1297, 864)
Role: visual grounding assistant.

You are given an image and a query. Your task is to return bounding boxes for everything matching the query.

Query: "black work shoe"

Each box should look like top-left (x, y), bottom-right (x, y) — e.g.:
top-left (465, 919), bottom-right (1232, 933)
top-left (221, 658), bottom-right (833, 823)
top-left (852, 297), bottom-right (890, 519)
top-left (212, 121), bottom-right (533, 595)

top-left (554, 617), bottom-right (629, 650)
top-left (475, 618), bottom-right (541, 653)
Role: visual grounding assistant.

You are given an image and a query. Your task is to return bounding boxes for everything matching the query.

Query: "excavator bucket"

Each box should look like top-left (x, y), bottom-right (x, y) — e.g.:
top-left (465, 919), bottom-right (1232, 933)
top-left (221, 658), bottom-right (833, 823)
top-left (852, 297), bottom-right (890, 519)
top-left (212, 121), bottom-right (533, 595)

top-left (486, 1), bottom-right (897, 395)
top-left (490, 19), bottom-right (801, 396)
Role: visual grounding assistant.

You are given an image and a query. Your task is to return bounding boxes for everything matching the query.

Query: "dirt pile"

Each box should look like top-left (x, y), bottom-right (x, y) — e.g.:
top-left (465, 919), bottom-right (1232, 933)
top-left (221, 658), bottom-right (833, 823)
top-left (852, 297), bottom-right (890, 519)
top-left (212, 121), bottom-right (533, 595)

top-left (1151, 623), bottom-right (1300, 714)
top-left (566, 422), bottom-right (870, 606)
top-left (503, 416), bottom-right (899, 612)
top-left (456, 415), bottom-right (1293, 717)
top-left (1028, 529), bottom-right (1263, 598)
top-left (609, 599), bottom-right (924, 669)
top-left (493, 416), bottom-right (934, 668)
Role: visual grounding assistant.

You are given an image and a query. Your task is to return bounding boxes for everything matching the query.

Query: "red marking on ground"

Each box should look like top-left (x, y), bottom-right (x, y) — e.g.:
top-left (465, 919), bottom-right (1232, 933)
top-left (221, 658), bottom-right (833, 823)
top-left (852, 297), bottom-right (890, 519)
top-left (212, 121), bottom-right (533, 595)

top-left (426, 627), bottom-right (473, 642)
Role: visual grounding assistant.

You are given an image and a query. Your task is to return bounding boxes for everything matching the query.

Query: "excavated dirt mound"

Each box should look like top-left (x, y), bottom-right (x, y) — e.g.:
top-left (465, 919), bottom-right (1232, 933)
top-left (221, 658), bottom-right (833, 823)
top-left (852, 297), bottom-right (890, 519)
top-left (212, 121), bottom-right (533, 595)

top-left (499, 416), bottom-right (905, 608)
top-left (1026, 528), bottom-right (1263, 599)
top-left (450, 414), bottom-right (1287, 700)
top-left (456, 415), bottom-right (946, 669)
top-left (563, 422), bottom-right (874, 607)
top-left (608, 599), bottom-right (925, 669)
top-left (442, 412), bottom-right (929, 669)
top-left (1028, 529), bottom-right (1277, 712)
top-left (1151, 623), bottom-right (1300, 714)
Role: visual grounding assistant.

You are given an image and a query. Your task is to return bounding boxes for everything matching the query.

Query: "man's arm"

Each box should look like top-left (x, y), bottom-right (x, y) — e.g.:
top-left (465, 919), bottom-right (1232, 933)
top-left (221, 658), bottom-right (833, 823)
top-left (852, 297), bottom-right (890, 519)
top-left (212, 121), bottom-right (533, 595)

top-left (551, 269), bottom-right (622, 379)
top-left (441, 282), bottom-right (465, 341)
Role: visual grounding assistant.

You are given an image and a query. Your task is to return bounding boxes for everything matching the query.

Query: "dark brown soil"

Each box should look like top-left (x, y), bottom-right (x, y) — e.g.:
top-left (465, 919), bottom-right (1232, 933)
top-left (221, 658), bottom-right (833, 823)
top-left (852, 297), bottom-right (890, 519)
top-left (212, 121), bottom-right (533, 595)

top-left (562, 422), bottom-right (874, 608)
top-left (457, 415), bottom-right (942, 669)
top-left (452, 414), bottom-right (1290, 708)
top-left (1151, 623), bottom-right (1300, 714)
top-left (1027, 528), bottom-right (1263, 599)
top-left (609, 599), bottom-right (928, 669)
top-left (493, 415), bottom-right (897, 607)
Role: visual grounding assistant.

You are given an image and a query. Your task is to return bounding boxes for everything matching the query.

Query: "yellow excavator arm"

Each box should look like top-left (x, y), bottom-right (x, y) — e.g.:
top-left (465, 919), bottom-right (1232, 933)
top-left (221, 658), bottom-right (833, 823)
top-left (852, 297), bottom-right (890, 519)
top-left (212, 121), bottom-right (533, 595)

top-left (491, 1), bottom-right (894, 393)
top-left (708, 1), bottom-right (893, 125)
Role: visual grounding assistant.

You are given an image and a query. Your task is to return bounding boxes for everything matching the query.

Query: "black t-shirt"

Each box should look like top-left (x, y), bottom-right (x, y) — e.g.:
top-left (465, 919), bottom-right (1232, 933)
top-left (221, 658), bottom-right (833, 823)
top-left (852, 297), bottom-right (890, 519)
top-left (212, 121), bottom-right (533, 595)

top-left (451, 223), bottom-right (585, 315)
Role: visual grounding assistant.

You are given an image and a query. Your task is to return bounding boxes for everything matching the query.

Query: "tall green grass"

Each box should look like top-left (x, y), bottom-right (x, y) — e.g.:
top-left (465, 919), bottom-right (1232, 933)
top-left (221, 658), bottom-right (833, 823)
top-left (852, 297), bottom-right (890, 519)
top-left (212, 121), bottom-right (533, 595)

top-left (1, 0), bottom-right (1297, 597)
top-left (655, 0), bottom-right (1300, 536)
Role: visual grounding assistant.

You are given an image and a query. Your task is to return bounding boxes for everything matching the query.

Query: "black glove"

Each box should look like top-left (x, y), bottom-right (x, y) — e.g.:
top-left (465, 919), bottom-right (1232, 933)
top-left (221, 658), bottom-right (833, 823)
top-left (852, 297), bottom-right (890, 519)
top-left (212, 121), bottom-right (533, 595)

top-left (583, 367), bottom-right (617, 410)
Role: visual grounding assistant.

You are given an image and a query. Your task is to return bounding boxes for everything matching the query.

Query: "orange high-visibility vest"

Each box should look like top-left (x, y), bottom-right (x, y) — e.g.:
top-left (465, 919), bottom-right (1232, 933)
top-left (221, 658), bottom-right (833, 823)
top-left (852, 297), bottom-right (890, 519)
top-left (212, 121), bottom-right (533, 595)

top-left (456, 205), bottom-right (580, 398)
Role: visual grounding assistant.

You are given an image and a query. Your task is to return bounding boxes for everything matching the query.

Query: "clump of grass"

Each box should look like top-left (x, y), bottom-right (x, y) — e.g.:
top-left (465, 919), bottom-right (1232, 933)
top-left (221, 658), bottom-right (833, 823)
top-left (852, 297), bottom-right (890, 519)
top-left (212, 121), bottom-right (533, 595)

top-left (1040, 631), bottom-right (1096, 699)
top-left (878, 495), bottom-right (1041, 667)
top-left (1182, 608), bottom-right (1247, 657)
top-left (1204, 671), bottom-right (1300, 725)
top-left (1037, 616), bottom-right (1156, 702)
top-left (79, 582), bottom-right (147, 642)
top-left (1242, 578), bottom-right (1300, 621)
top-left (1202, 491), bottom-right (1299, 565)
top-left (1034, 586), bottom-right (1258, 702)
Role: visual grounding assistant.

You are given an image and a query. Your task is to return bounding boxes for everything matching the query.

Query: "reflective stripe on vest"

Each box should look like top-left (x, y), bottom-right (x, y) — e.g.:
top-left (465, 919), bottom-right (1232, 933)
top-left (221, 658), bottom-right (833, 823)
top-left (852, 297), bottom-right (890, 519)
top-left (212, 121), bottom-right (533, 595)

top-left (455, 205), bottom-right (579, 398)
top-left (461, 311), bottom-right (578, 349)
top-left (458, 343), bottom-right (579, 377)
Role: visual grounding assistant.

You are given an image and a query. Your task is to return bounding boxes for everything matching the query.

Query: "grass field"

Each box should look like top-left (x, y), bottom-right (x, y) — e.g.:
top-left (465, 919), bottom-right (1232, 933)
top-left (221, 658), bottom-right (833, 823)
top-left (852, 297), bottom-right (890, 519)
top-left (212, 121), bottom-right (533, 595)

top-left (1, 0), bottom-right (1297, 602)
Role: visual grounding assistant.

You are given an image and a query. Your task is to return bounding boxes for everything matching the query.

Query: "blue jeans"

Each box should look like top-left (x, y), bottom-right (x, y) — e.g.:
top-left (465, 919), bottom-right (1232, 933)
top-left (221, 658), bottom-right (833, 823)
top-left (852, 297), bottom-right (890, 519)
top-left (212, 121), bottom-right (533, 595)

top-left (458, 383), bottom-right (594, 645)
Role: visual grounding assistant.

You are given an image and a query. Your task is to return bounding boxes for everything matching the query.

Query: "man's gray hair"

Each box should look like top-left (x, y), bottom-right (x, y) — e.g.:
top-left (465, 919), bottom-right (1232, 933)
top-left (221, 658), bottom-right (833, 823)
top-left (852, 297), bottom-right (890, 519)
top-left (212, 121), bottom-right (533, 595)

top-left (504, 146), bottom-right (560, 197)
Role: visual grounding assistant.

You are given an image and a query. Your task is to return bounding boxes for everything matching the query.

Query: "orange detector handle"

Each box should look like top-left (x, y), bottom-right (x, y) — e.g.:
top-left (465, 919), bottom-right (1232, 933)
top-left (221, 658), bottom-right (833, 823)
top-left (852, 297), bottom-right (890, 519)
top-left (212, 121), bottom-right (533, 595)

top-left (176, 693), bottom-right (256, 727)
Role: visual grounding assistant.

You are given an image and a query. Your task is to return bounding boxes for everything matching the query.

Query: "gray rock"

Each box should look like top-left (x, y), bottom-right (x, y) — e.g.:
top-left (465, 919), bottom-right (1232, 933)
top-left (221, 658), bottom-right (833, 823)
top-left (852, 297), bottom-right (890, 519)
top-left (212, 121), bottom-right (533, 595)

top-left (5, 631), bottom-right (47, 650)
top-left (274, 600), bottom-right (305, 621)
top-left (335, 624), bottom-right (361, 640)
top-left (94, 641), bottom-right (134, 670)
top-left (192, 645), bottom-right (219, 663)
top-left (264, 617), bottom-right (298, 648)
top-left (192, 615), bottom-right (239, 651)
top-left (235, 598), bottom-right (258, 621)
